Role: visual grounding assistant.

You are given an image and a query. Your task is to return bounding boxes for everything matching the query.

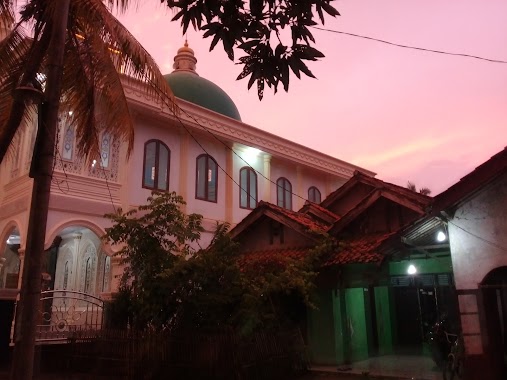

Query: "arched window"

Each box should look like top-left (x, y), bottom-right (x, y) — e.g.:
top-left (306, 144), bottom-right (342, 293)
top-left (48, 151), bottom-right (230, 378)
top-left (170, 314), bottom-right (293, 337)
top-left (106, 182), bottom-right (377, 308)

top-left (143, 140), bottom-right (170, 191)
top-left (276, 177), bottom-right (292, 210)
top-left (308, 186), bottom-right (321, 203)
top-left (100, 133), bottom-right (111, 168)
top-left (63, 261), bottom-right (69, 290)
top-left (84, 257), bottom-right (92, 294)
top-left (240, 167), bottom-right (257, 209)
top-left (62, 124), bottom-right (75, 161)
top-left (102, 256), bottom-right (111, 293)
top-left (196, 154), bottom-right (218, 202)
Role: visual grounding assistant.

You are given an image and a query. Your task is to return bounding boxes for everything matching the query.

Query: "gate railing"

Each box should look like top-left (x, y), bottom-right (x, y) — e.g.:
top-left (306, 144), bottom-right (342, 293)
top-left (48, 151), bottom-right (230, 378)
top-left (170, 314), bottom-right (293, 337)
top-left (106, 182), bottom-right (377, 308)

top-left (36, 290), bottom-right (104, 343)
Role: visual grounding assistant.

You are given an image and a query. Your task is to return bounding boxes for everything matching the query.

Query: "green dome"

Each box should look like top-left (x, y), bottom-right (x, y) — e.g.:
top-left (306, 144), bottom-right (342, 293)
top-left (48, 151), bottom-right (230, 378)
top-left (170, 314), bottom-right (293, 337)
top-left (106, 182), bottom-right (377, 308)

top-left (164, 71), bottom-right (241, 121)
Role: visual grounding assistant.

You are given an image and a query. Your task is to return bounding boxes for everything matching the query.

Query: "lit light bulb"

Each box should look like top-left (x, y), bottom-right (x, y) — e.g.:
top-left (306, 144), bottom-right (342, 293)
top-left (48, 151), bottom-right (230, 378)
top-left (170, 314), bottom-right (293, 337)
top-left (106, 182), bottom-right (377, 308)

top-left (407, 264), bottom-right (417, 275)
top-left (437, 231), bottom-right (446, 242)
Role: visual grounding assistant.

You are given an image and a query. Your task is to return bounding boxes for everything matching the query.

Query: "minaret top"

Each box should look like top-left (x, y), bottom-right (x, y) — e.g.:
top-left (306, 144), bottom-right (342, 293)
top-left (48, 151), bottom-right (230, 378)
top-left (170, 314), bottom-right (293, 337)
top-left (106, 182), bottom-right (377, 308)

top-left (172, 40), bottom-right (198, 75)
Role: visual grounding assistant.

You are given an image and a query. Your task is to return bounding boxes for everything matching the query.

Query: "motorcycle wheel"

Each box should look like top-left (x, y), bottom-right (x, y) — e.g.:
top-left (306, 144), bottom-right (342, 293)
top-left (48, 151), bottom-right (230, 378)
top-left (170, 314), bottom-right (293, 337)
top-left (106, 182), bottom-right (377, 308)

top-left (443, 358), bottom-right (455, 380)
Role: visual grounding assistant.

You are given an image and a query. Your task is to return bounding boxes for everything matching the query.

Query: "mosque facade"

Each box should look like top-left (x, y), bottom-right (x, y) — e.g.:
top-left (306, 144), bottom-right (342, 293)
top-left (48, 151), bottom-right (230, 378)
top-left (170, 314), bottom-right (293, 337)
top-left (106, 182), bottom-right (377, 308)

top-left (0, 43), bottom-right (372, 349)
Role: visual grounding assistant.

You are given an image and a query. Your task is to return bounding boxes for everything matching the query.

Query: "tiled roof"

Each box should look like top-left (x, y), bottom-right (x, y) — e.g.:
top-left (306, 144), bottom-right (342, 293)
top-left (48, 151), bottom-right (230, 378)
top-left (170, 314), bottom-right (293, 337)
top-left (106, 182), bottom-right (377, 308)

top-left (324, 233), bottom-right (395, 266)
top-left (322, 171), bottom-right (431, 209)
top-left (238, 247), bottom-right (310, 271)
top-left (239, 233), bottom-right (394, 269)
top-left (433, 147), bottom-right (507, 212)
top-left (261, 202), bottom-right (330, 234)
top-left (300, 201), bottom-right (341, 222)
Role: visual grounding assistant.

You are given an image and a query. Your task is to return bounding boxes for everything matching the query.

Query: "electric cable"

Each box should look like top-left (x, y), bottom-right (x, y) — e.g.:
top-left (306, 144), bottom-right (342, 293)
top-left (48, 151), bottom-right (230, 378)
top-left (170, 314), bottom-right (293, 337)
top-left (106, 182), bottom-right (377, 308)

top-left (311, 26), bottom-right (507, 64)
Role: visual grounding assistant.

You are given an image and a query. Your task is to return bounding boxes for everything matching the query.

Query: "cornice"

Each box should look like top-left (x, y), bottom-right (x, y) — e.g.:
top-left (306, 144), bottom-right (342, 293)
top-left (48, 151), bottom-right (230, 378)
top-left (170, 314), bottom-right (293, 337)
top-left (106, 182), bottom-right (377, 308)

top-left (50, 171), bottom-right (121, 205)
top-left (122, 80), bottom-right (375, 180)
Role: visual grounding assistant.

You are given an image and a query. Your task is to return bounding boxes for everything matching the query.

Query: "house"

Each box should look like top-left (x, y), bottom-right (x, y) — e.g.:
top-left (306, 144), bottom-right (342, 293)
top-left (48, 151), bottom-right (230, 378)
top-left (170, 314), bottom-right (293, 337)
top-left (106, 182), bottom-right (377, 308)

top-left (0, 42), bottom-right (372, 361)
top-left (428, 147), bottom-right (507, 379)
top-left (230, 171), bottom-right (457, 367)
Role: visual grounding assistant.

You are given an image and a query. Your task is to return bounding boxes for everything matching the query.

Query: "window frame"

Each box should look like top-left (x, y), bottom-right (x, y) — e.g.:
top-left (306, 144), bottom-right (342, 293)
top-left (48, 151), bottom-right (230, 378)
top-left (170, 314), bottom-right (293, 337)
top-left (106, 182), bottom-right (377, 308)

top-left (239, 166), bottom-right (258, 210)
top-left (308, 186), bottom-right (321, 203)
top-left (142, 139), bottom-right (171, 191)
top-left (276, 177), bottom-right (292, 210)
top-left (195, 154), bottom-right (219, 203)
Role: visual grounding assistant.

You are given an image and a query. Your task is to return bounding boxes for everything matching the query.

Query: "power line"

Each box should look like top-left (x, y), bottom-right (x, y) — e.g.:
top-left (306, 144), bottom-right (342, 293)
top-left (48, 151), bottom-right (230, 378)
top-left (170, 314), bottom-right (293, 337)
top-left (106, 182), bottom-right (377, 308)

top-left (447, 220), bottom-right (507, 252)
top-left (148, 80), bottom-right (312, 205)
top-left (311, 26), bottom-right (507, 64)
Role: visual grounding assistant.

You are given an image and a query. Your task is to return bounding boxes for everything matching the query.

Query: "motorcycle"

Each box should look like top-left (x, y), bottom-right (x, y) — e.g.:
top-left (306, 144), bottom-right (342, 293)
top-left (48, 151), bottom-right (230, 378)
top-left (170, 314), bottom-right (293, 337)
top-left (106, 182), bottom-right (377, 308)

top-left (427, 317), bottom-right (453, 369)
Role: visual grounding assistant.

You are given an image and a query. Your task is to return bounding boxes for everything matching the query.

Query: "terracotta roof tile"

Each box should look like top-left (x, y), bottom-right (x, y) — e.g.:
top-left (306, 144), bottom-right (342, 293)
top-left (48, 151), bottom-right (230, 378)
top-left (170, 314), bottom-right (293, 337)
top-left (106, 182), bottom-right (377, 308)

top-left (262, 202), bottom-right (329, 234)
top-left (238, 247), bottom-right (310, 271)
top-left (324, 233), bottom-right (395, 266)
top-left (300, 201), bottom-right (341, 221)
top-left (238, 233), bottom-right (394, 269)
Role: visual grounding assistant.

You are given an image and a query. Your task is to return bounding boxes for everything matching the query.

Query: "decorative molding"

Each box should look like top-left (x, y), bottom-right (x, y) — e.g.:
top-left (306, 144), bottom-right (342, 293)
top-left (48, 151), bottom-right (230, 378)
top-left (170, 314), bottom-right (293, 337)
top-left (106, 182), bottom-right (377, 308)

top-left (122, 80), bottom-right (374, 180)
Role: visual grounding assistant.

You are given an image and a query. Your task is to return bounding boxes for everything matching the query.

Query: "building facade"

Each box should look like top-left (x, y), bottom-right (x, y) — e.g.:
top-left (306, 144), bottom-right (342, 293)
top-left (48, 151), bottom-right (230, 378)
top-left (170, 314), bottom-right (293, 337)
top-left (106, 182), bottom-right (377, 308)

top-left (0, 44), bottom-right (372, 353)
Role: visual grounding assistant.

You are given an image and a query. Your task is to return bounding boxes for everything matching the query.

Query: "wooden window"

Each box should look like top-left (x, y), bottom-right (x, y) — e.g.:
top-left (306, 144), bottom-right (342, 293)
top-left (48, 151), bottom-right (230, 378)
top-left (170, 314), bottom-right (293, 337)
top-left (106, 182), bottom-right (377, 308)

top-left (196, 154), bottom-right (218, 202)
top-left (276, 177), bottom-right (292, 210)
top-left (308, 186), bottom-right (321, 203)
top-left (239, 167), bottom-right (257, 209)
top-left (143, 140), bottom-right (170, 191)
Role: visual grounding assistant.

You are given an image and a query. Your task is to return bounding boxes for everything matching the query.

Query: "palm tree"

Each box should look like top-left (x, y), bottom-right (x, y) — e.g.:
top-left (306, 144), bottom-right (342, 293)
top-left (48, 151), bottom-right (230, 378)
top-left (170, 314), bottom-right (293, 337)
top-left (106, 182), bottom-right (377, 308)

top-left (1, 2), bottom-right (176, 379)
top-left (407, 181), bottom-right (431, 196)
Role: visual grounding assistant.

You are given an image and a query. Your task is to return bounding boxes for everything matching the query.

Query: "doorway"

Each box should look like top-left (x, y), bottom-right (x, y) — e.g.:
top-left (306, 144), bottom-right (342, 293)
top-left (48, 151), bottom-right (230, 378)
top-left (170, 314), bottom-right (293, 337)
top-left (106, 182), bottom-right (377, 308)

top-left (480, 267), bottom-right (507, 379)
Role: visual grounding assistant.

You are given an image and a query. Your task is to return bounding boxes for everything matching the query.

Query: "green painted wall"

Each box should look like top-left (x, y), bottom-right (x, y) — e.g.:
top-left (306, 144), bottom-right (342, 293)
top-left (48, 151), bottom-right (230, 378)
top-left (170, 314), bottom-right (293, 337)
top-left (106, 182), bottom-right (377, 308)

top-left (344, 288), bottom-right (369, 362)
top-left (332, 290), bottom-right (346, 364)
top-left (307, 290), bottom-right (337, 364)
top-left (389, 257), bottom-right (452, 275)
top-left (374, 286), bottom-right (394, 355)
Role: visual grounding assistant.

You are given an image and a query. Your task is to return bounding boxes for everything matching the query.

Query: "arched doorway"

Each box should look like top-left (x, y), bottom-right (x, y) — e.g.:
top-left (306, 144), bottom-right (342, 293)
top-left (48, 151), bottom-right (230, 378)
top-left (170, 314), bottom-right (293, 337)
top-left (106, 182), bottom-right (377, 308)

top-left (0, 227), bottom-right (20, 368)
top-left (37, 225), bottom-right (111, 342)
top-left (480, 266), bottom-right (507, 379)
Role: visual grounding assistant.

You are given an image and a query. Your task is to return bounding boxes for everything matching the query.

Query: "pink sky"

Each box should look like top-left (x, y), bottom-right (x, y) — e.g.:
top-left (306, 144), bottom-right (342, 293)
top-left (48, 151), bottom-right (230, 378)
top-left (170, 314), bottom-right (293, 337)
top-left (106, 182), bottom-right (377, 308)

top-left (118, 0), bottom-right (507, 195)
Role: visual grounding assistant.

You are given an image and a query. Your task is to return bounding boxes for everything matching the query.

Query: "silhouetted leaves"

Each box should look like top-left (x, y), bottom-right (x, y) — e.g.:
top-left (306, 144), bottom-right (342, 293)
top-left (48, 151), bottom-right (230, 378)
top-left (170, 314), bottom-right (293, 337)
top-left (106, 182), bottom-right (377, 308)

top-left (162, 0), bottom-right (340, 99)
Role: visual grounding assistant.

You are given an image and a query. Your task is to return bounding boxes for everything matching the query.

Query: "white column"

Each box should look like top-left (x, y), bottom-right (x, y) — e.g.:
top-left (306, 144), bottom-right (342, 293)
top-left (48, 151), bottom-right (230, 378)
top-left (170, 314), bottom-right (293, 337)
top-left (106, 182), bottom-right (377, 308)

top-left (263, 154), bottom-right (271, 202)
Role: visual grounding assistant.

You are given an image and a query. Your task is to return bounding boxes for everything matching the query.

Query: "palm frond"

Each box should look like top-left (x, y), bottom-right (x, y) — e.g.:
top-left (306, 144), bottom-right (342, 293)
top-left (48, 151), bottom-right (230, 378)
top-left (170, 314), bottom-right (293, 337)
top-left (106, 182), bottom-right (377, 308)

top-left (0, 0), bottom-right (14, 31)
top-left (73, 0), bottom-right (176, 111)
top-left (0, 22), bottom-right (50, 163)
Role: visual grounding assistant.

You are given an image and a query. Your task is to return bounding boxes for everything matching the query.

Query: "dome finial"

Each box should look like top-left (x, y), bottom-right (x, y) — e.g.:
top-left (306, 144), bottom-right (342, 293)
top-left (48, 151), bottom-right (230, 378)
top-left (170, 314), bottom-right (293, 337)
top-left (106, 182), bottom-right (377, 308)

top-left (173, 40), bottom-right (198, 75)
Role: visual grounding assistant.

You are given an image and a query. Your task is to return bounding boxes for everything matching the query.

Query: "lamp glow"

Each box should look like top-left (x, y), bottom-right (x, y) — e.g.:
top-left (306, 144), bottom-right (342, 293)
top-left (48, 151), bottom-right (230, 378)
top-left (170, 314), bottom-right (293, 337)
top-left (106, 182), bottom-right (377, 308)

top-left (437, 231), bottom-right (446, 242)
top-left (407, 264), bottom-right (417, 275)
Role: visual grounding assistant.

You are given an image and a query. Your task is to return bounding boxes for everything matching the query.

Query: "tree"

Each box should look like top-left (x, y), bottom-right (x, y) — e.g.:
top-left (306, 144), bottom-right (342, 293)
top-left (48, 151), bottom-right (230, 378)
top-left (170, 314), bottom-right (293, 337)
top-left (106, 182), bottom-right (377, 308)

top-left (163, 0), bottom-right (341, 99)
top-left (104, 192), bottom-right (322, 335)
top-left (0, 2), bottom-right (176, 379)
top-left (407, 181), bottom-right (431, 196)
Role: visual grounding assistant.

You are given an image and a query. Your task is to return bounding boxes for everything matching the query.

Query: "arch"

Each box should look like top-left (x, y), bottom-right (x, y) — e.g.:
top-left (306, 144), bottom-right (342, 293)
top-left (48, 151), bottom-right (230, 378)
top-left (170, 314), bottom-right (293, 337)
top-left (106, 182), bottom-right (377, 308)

top-left (0, 220), bottom-right (23, 254)
top-left (482, 266), bottom-right (507, 285)
top-left (142, 139), bottom-right (171, 191)
top-left (308, 186), bottom-right (321, 204)
top-left (276, 177), bottom-right (292, 210)
top-left (196, 154), bottom-right (218, 202)
top-left (0, 223), bottom-right (21, 289)
top-left (45, 219), bottom-right (112, 254)
top-left (239, 166), bottom-right (257, 209)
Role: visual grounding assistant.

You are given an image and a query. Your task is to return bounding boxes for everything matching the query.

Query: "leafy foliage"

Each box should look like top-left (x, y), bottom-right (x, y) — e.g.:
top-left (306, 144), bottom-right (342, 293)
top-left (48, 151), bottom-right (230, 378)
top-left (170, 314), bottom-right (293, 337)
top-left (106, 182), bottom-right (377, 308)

top-left (104, 192), bottom-right (325, 334)
top-left (0, 0), bottom-right (176, 164)
top-left (163, 0), bottom-right (340, 99)
top-left (407, 181), bottom-right (432, 196)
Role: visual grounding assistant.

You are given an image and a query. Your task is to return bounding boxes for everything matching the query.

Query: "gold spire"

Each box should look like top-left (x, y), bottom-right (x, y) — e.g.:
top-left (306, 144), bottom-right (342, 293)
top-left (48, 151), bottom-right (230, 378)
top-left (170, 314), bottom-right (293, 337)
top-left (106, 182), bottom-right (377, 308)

top-left (173, 40), bottom-right (198, 75)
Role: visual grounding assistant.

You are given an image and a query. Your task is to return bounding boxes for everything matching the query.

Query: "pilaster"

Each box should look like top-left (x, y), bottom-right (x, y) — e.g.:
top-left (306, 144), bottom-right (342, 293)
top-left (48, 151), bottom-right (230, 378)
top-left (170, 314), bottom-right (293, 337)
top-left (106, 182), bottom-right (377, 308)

top-left (225, 145), bottom-right (234, 223)
top-left (263, 154), bottom-right (271, 202)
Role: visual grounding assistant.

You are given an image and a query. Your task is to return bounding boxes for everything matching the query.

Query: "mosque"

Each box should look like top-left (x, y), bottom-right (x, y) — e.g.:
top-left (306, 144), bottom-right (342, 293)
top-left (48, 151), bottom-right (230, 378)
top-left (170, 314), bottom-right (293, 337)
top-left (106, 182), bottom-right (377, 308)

top-left (0, 43), bottom-right (372, 354)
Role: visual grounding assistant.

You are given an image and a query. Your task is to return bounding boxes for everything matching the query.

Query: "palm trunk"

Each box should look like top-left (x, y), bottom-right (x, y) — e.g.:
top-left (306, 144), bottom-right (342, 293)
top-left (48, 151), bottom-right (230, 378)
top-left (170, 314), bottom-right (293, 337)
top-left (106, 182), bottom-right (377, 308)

top-left (10, 2), bottom-right (70, 379)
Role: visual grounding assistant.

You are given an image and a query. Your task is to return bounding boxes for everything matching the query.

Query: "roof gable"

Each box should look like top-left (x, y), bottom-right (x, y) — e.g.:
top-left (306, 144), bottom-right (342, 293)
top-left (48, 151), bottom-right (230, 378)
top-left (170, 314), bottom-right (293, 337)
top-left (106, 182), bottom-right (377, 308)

top-left (230, 201), bottom-right (328, 241)
top-left (328, 188), bottom-right (428, 235)
top-left (322, 171), bottom-right (431, 213)
top-left (433, 147), bottom-right (507, 213)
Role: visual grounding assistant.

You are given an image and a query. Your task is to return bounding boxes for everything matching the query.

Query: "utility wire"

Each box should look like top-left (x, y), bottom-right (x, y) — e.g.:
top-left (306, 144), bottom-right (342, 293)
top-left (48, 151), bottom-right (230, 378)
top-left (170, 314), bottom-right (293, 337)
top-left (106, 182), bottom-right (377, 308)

top-left (148, 80), bottom-right (311, 205)
top-left (311, 26), bottom-right (507, 64)
top-left (447, 220), bottom-right (507, 252)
